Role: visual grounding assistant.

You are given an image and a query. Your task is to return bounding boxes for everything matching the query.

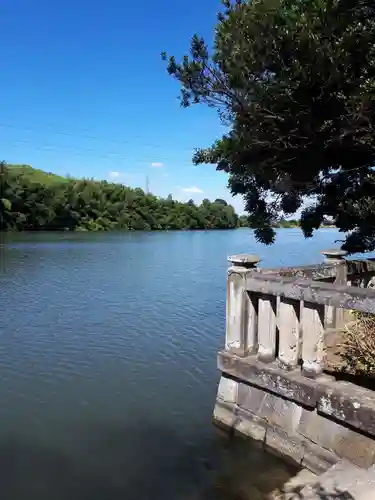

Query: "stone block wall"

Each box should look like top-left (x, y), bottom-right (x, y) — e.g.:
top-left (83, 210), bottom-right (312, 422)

top-left (213, 375), bottom-right (375, 474)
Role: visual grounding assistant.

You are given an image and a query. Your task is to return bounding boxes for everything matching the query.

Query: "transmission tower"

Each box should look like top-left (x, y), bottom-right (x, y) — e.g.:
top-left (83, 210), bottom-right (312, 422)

top-left (146, 175), bottom-right (150, 194)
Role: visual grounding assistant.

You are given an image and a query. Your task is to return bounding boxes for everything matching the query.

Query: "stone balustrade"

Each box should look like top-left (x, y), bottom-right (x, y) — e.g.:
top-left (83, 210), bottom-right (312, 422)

top-left (214, 249), bottom-right (375, 475)
top-left (226, 250), bottom-right (375, 357)
top-left (226, 263), bottom-right (375, 377)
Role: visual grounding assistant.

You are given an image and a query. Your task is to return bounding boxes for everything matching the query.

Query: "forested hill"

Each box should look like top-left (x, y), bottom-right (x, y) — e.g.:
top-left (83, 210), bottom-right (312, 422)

top-left (0, 163), bottom-right (239, 231)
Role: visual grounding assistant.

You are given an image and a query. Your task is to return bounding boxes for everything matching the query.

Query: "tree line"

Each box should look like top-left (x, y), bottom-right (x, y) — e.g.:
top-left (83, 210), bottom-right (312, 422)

top-left (0, 163), bottom-right (240, 231)
top-left (238, 215), bottom-right (334, 229)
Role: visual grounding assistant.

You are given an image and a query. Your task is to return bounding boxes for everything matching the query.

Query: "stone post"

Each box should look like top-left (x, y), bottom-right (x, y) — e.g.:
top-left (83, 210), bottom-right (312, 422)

top-left (278, 297), bottom-right (301, 370)
top-left (257, 294), bottom-right (277, 363)
top-left (321, 249), bottom-right (348, 329)
top-left (301, 301), bottom-right (325, 377)
top-left (226, 254), bottom-right (260, 357)
top-left (321, 248), bottom-right (348, 265)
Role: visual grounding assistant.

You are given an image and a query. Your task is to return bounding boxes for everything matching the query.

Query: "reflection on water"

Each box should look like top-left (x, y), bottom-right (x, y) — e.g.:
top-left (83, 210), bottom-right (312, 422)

top-left (0, 230), bottom-right (343, 499)
top-left (0, 425), bottom-right (297, 500)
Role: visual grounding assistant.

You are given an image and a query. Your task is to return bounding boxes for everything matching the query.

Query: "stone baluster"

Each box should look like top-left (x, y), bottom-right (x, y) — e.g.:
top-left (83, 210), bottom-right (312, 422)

top-left (301, 301), bottom-right (325, 377)
top-left (257, 293), bottom-right (277, 363)
top-left (226, 254), bottom-right (260, 357)
top-left (278, 297), bottom-right (301, 370)
top-left (321, 249), bottom-right (348, 329)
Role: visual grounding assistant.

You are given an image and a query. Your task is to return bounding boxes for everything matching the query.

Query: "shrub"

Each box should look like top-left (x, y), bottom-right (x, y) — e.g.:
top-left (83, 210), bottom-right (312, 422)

top-left (340, 312), bottom-right (375, 377)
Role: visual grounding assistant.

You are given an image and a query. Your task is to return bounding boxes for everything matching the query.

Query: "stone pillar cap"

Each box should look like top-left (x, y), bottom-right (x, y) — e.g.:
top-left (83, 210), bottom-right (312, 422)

top-left (228, 254), bottom-right (260, 267)
top-left (321, 248), bottom-right (348, 259)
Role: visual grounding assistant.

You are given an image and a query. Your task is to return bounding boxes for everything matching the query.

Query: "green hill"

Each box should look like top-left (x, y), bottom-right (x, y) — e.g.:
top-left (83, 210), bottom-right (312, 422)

top-left (7, 164), bottom-right (69, 185)
top-left (1, 163), bottom-right (239, 232)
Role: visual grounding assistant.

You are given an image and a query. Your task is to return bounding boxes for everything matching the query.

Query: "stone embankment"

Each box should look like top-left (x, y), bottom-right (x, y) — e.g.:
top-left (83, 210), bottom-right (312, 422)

top-left (213, 250), bottom-right (375, 499)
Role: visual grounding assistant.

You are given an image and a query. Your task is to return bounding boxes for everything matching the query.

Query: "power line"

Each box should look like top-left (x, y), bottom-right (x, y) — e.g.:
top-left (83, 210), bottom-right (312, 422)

top-left (0, 121), bottom-right (203, 155)
top-left (1, 138), bottom-right (205, 167)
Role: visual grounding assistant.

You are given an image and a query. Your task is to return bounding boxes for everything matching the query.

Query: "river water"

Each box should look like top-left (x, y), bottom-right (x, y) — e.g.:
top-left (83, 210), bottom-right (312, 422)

top-left (0, 228), bottom-right (343, 500)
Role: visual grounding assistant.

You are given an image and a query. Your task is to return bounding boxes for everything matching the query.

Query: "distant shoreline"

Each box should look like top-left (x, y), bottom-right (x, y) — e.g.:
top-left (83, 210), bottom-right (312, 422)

top-left (3, 164), bottom-right (239, 232)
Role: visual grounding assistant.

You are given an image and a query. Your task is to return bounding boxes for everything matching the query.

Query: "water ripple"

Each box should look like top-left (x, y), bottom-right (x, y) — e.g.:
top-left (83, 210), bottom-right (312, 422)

top-left (0, 229), bottom-right (348, 499)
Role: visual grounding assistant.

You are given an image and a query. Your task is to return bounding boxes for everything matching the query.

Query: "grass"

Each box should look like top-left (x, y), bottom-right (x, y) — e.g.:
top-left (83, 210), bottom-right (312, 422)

top-left (324, 312), bottom-right (375, 390)
top-left (339, 312), bottom-right (375, 378)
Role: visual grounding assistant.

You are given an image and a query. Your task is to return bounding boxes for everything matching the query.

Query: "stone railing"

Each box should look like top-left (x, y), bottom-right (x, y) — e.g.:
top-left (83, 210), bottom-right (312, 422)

top-left (215, 250), bottom-right (375, 472)
top-left (226, 266), bottom-right (375, 375)
top-left (258, 249), bottom-right (375, 286)
top-left (226, 252), bottom-right (375, 376)
top-left (228, 250), bottom-right (375, 333)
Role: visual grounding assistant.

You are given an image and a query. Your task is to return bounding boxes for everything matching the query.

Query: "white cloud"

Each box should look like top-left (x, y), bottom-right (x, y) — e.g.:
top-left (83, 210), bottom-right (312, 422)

top-left (109, 171), bottom-right (121, 178)
top-left (151, 162), bottom-right (164, 168)
top-left (181, 186), bottom-right (204, 194)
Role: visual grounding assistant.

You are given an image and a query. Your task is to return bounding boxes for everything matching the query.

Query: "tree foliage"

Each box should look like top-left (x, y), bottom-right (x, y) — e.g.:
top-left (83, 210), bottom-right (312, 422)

top-left (162, 0), bottom-right (375, 253)
top-left (0, 163), bottom-right (238, 231)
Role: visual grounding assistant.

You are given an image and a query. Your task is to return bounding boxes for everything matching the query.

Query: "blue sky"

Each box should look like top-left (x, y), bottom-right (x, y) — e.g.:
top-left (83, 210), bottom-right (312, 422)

top-left (1, 0), bottom-right (245, 213)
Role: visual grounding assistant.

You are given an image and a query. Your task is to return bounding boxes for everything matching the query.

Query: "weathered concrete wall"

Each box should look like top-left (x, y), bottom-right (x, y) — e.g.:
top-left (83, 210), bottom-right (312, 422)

top-left (213, 373), bottom-right (375, 474)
